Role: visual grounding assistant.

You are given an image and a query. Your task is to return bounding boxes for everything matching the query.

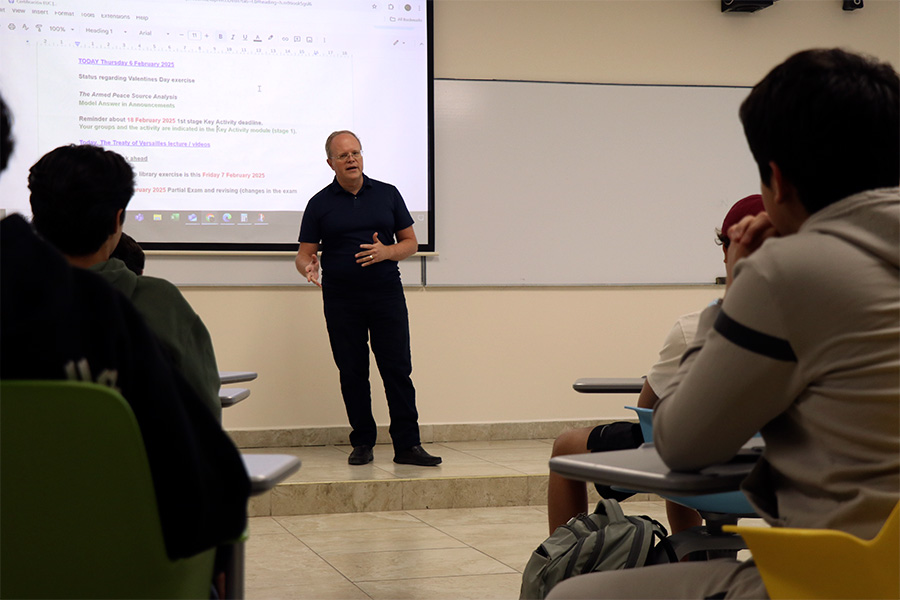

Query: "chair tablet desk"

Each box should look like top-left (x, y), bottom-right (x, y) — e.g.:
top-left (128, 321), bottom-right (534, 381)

top-left (220, 387), bottom-right (250, 408)
top-left (225, 453), bottom-right (301, 598)
top-left (219, 371), bottom-right (257, 408)
top-left (549, 441), bottom-right (762, 498)
top-left (241, 453), bottom-right (301, 496)
top-left (219, 371), bottom-right (258, 385)
top-left (551, 441), bottom-right (762, 561)
top-left (573, 377), bottom-right (645, 394)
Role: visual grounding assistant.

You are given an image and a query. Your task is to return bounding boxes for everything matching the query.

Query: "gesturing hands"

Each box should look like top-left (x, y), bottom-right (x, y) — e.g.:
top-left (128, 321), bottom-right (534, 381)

top-left (726, 212), bottom-right (777, 291)
top-left (357, 232), bottom-right (389, 267)
top-left (305, 254), bottom-right (322, 287)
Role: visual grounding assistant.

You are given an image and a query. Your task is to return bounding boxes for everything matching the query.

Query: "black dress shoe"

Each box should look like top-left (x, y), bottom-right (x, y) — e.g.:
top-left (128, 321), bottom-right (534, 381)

top-left (393, 445), bottom-right (442, 466)
top-left (348, 445), bottom-right (373, 465)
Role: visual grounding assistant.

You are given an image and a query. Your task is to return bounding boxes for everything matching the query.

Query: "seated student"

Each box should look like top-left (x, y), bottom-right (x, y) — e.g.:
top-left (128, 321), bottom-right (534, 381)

top-left (111, 231), bottom-right (145, 275)
top-left (27, 145), bottom-right (222, 421)
top-left (548, 48), bottom-right (899, 599)
top-left (548, 194), bottom-right (765, 535)
top-left (0, 94), bottom-right (250, 560)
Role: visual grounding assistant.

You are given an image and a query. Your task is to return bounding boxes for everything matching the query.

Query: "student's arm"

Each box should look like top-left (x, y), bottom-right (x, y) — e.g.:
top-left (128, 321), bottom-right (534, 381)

top-left (653, 262), bottom-right (797, 471)
top-left (636, 380), bottom-right (659, 409)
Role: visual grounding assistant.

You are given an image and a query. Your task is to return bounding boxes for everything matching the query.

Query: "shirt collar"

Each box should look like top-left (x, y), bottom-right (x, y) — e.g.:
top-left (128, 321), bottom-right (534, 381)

top-left (329, 174), bottom-right (372, 196)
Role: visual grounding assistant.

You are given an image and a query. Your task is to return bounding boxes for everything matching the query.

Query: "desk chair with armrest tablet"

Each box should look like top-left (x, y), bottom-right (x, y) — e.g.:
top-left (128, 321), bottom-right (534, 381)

top-left (219, 371), bottom-right (257, 410)
top-left (564, 378), bottom-right (758, 561)
top-left (219, 370), bottom-right (257, 409)
top-left (224, 453), bottom-right (302, 599)
top-left (549, 441), bottom-right (761, 564)
top-left (218, 371), bottom-right (258, 385)
top-left (220, 387), bottom-right (251, 407)
top-left (624, 405), bottom-right (757, 561)
top-left (0, 380), bottom-right (218, 599)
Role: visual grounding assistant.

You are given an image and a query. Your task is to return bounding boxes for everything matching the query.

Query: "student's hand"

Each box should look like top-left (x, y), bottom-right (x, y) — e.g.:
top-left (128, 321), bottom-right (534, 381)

top-left (305, 254), bottom-right (322, 287)
top-left (357, 232), bottom-right (389, 266)
top-left (726, 212), bottom-right (777, 291)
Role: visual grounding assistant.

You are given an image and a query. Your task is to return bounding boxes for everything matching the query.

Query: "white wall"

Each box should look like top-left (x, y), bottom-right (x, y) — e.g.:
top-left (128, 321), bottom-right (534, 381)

top-left (182, 0), bottom-right (899, 432)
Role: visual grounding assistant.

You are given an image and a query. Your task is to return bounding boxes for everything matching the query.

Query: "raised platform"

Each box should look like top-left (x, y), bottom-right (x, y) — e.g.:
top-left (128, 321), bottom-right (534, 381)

top-left (235, 433), bottom-right (656, 517)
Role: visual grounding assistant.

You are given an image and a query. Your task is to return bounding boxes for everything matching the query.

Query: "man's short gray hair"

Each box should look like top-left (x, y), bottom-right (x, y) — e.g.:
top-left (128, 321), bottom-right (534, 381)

top-left (325, 130), bottom-right (361, 158)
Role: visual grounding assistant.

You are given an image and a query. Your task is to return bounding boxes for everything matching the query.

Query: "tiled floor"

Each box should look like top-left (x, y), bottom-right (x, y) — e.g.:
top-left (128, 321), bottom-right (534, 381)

top-left (241, 438), bottom-right (760, 599)
top-left (245, 504), bottom-right (551, 599)
top-left (242, 439), bottom-right (766, 598)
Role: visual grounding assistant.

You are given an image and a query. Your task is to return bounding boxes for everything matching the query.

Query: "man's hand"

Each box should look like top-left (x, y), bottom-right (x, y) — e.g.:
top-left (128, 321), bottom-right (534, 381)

top-left (726, 212), bottom-right (777, 290)
top-left (357, 232), bottom-right (390, 266)
top-left (305, 254), bottom-right (322, 287)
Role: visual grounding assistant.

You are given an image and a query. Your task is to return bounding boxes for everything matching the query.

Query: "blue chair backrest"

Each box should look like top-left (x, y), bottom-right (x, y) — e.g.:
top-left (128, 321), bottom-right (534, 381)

top-left (626, 405), bottom-right (655, 443)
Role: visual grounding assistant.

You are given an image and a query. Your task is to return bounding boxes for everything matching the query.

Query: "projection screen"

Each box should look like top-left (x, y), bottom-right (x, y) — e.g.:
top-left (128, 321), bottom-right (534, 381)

top-left (0, 0), bottom-right (434, 251)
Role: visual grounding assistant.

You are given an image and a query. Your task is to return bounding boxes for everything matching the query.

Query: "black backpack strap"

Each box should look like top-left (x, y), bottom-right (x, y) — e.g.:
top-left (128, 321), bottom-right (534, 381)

top-left (580, 528), bottom-right (607, 574)
top-left (563, 537), bottom-right (588, 579)
top-left (627, 524), bottom-right (646, 568)
top-left (648, 528), bottom-right (678, 564)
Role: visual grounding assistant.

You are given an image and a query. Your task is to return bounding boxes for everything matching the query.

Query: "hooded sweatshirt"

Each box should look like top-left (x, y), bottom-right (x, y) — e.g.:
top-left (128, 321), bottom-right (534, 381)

top-left (0, 215), bottom-right (248, 558)
top-left (655, 187), bottom-right (899, 540)
top-left (90, 258), bottom-right (221, 421)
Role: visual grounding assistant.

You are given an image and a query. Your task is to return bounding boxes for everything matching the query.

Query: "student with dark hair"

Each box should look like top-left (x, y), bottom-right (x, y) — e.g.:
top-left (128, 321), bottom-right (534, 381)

top-left (111, 232), bottom-right (146, 276)
top-left (28, 144), bottom-right (222, 421)
top-left (1, 103), bottom-right (249, 563)
top-left (739, 48), bottom-right (899, 214)
top-left (29, 144), bottom-right (135, 256)
top-left (548, 48), bottom-right (898, 600)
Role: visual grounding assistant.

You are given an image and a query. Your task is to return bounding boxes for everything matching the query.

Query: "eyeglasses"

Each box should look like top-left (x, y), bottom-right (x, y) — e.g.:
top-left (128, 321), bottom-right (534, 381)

top-left (331, 150), bottom-right (363, 162)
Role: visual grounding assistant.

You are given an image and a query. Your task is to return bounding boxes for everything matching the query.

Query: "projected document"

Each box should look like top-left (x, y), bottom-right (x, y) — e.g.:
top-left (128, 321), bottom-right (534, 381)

top-left (1, 0), bottom-right (432, 249)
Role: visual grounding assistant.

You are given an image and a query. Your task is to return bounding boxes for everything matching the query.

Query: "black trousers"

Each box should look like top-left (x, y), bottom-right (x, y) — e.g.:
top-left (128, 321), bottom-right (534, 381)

top-left (322, 281), bottom-right (420, 450)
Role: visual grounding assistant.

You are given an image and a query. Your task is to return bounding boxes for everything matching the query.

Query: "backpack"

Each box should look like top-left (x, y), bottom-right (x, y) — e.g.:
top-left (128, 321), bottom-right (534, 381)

top-left (519, 498), bottom-right (675, 599)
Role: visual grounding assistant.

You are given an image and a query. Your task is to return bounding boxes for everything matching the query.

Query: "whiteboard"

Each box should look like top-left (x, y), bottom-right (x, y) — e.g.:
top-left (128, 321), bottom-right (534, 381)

top-left (148, 79), bottom-right (760, 286)
top-left (428, 79), bottom-right (760, 286)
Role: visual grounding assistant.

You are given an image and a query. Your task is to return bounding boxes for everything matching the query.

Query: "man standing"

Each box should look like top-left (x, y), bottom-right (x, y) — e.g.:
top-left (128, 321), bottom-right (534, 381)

top-left (295, 130), bottom-right (440, 467)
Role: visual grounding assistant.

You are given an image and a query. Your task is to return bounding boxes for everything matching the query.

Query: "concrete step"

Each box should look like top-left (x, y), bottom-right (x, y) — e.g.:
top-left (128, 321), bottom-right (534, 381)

top-left (242, 441), bottom-right (656, 517)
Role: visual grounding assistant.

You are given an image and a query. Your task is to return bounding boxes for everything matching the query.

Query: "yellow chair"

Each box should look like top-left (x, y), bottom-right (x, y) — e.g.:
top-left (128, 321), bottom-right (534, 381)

top-left (724, 503), bottom-right (900, 599)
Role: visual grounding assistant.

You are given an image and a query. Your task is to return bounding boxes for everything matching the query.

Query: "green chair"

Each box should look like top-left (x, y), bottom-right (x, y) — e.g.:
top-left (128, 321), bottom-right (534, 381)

top-left (0, 380), bottom-right (216, 599)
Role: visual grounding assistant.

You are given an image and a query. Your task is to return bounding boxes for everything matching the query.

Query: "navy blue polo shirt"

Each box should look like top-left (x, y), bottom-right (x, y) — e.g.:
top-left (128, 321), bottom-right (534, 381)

top-left (298, 175), bottom-right (414, 288)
